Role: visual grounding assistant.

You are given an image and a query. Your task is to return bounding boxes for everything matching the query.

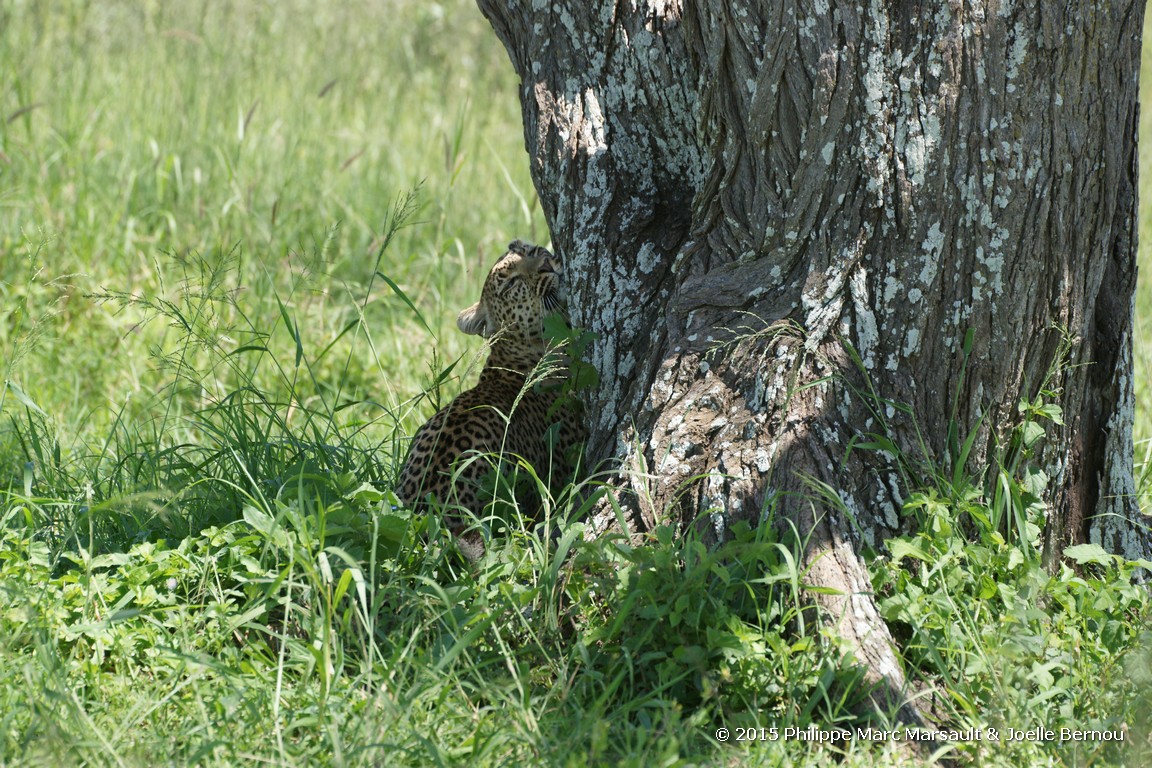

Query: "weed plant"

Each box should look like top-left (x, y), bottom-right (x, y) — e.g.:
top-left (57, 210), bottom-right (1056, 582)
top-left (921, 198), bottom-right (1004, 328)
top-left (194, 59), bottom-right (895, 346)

top-left (858, 342), bottom-right (1152, 767)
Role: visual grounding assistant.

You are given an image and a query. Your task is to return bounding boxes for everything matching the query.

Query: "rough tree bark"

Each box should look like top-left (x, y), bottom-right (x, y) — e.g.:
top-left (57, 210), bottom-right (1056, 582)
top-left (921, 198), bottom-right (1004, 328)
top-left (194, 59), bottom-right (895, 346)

top-left (476, 0), bottom-right (1150, 719)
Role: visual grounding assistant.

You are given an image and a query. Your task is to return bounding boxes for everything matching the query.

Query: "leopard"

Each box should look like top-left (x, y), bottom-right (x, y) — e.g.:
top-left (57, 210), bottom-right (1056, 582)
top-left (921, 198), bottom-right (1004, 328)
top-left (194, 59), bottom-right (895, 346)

top-left (395, 240), bottom-right (586, 560)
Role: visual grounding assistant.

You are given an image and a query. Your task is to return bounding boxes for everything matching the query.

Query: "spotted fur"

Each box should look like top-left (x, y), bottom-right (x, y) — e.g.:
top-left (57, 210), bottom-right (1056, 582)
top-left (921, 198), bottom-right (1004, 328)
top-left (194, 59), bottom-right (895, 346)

top-left (395, 241), bottom-right (585, 559)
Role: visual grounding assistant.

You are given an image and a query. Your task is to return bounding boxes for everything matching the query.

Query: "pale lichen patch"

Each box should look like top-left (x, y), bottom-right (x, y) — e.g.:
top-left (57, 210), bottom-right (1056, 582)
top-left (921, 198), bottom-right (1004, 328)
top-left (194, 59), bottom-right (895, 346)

top-left (902, 328), bottom-right (920, 356)
top-left (635, 241), bottom-right (660, 275)
top-left (850, 268), bottom-right (879, 370)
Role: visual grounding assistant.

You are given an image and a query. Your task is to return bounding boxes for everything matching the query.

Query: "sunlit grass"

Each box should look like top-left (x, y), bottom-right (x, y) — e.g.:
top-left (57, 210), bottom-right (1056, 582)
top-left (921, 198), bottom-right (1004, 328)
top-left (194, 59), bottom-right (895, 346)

top-left (0, 0), bottom-right (543, 451)
top-left (1135, 4), bottom-right (1152, 508)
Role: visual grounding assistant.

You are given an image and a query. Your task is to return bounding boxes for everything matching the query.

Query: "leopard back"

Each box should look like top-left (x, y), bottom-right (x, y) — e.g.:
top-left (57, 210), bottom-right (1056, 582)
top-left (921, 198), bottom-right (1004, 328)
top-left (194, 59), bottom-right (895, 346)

top-left (395, 241), bottom-right (586, 556)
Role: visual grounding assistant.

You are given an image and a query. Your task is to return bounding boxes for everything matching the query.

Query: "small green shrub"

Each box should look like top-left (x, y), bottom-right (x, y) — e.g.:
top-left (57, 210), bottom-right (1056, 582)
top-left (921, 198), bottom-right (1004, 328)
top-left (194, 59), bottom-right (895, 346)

top-left (868, 384), bottom-right (1152, 766)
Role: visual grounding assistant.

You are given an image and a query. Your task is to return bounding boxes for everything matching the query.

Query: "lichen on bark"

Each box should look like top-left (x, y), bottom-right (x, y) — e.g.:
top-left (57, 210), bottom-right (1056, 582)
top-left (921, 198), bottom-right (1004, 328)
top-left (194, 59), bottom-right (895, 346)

top-left (475, 0), bottom-right (1151, 725)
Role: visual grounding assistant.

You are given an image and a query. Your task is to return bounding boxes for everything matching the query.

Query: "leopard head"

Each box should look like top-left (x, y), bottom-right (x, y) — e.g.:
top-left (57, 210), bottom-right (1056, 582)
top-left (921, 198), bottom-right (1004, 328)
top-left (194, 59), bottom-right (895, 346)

top-left (456, 241), bottom-right (565, 346)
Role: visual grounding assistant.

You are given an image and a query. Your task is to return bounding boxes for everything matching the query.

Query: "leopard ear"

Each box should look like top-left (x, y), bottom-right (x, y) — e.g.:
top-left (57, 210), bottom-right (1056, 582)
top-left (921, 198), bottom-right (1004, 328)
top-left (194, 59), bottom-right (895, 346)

top-left (457, 302), bottom-right (491, 337)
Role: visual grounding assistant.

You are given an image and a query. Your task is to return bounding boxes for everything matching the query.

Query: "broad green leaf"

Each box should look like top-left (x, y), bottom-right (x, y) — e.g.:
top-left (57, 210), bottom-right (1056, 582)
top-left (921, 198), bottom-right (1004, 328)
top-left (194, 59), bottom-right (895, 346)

top-left (889, 538), bottom-right (931, 563)
top-left (1064, 543), bottom-right (1114, 566)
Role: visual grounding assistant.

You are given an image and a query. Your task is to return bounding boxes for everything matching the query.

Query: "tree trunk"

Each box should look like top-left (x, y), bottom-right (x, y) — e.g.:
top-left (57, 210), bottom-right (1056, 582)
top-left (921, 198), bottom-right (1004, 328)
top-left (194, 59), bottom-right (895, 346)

top-left (476, 0), bottom-right (1150, 720)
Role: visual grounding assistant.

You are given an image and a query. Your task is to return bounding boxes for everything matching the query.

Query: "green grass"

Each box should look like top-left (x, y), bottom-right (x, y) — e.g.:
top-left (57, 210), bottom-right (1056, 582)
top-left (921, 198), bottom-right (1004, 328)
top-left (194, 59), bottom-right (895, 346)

top-left (1136, 4), bottom-right (1152, 504)
top-left (1, 2), bottom-right (1151, 766)
top-left (1, 0), bottom-right (543, 448)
